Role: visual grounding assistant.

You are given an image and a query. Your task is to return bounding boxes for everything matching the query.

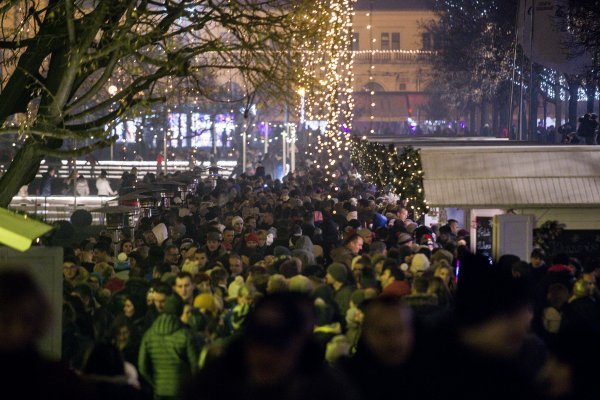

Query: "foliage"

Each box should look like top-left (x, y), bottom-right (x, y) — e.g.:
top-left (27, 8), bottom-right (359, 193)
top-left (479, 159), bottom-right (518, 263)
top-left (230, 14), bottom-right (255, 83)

top-left (423, 0), bottom-right (519, 117)
top-left (349, 136), bottom-right (428, 218)
top-left (0, 0), bottom-right (327, 206)
top-left (566, 0), bottom-right (600, 62)
top-left (533, 220), bottom-right (566, 254)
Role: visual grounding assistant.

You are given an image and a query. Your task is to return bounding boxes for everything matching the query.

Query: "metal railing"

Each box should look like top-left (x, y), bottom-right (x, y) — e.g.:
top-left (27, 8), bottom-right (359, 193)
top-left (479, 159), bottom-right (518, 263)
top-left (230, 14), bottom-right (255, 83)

top-left (353, 50), bottom-right (437, 64)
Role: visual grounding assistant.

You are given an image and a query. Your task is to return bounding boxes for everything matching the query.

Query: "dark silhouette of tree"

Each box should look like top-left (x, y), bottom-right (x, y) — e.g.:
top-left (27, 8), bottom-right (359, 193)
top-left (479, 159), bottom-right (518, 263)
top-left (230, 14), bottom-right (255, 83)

top-left (0, 0), bottom-right (324, 206)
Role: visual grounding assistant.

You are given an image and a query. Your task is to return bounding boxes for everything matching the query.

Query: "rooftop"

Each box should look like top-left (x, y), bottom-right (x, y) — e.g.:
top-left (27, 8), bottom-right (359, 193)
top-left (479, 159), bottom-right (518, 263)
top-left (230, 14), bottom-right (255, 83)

top-left (354, 0), bottom-right (435, 11)
top-left (419, 146), bottom-right (600, 208)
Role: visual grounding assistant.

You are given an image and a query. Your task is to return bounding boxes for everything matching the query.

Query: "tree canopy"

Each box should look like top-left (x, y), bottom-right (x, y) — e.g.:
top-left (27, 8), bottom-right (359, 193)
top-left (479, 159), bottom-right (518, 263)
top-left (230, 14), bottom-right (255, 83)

top-left (0, 0), bottom-right (326, 206)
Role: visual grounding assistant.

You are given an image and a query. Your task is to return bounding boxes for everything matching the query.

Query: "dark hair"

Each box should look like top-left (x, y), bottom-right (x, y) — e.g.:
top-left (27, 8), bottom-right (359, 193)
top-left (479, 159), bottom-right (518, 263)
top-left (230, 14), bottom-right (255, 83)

top-left (303, 264), bottom-right (325, 279)
top-left (244, 292), bottom-right (315, 348)
top-left (530, 248), bottom-right (546, 260)
top-left (412, 277), bottom-right (429, 293)
top-left (83, 342), bottom-right (125, 376)
top-left (210, 267), bottom-right (228, 285)
top-left (63, 255), bottom-right (80, 265)
top-left (362, 294), bottom-right (410, 318)
top-left (94, 242), bottom-right (111, 254)
top-left (383, 263), bottom-right (405, 281)
top-left (344, 233), bottom-right (361, 246)
top-left (176, 271), bottom-right (193, 281)
top-left (153, 282), bottom-right (172, 296)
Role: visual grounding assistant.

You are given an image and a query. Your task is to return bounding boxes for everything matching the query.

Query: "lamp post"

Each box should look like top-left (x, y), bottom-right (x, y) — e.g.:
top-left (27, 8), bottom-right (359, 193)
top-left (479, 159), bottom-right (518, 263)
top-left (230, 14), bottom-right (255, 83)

top-left (108, 85), bottom-right (118, 161)
top-left (292, 87), bottom-right (306, 173)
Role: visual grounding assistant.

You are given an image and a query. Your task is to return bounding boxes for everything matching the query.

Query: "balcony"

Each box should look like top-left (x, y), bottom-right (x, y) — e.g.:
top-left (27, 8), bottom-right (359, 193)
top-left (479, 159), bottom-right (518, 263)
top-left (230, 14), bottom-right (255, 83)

top-left (353, 50), bottom-right (436, 64)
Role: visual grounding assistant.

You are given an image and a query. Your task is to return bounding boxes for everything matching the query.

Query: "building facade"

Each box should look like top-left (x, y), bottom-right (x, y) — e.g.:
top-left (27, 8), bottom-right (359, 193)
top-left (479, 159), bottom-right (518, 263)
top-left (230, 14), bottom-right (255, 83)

top-left (352, 0), bottom-right (437, 135)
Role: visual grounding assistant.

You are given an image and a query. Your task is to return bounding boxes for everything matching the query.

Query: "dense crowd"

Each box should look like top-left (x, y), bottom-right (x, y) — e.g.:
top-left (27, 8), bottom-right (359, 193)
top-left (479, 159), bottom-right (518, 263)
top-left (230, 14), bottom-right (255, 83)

top-left (2, 162), bottom-right (600, 400)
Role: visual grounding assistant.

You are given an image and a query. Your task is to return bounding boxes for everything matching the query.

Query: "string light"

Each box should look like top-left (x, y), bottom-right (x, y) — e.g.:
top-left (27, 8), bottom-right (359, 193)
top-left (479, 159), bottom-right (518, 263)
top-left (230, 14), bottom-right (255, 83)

top-left (299, 0), bottom-right (355, 182)
top-left (350, 136), bottom-right (429, 219)
top-left (368, 1), bottom-right (375, 133)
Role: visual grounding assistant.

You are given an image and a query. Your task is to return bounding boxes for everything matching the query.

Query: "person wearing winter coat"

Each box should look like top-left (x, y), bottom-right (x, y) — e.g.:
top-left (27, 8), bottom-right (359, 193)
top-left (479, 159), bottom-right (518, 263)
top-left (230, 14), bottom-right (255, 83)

top-left (96, 170), bottom-right (116, 196)
top-left (76, 175), bottom-right (90, 196)
top-left (138, 295), bottom-right (198, 399)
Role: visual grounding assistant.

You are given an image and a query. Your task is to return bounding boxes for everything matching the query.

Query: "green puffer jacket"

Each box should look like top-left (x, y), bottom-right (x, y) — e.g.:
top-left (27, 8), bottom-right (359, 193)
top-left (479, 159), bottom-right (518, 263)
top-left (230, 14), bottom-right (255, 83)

top-left (139, 314), bottom-right (198, 397)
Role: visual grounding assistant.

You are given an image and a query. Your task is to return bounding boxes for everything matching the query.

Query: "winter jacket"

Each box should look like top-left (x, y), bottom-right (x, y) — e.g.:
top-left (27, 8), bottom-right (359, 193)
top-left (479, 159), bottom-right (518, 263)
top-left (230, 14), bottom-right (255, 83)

top-left (96, 177), bottom-right (116, 196)
top-left (292, 236), bottom-right (316, 268)
top-left (75, 179), bottom-right (90, 196)
top-left (138, 314), bottom-right (198, 397)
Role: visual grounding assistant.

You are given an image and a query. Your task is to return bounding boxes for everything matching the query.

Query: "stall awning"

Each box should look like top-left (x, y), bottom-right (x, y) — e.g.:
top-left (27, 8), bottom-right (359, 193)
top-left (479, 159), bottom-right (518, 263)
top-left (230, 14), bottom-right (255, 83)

top-left (420, 146), bottom-right (600, 208)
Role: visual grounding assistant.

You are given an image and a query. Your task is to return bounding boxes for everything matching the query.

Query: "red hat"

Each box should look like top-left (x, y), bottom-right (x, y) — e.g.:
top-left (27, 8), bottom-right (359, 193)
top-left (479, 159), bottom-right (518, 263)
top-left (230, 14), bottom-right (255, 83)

top-left (246, 233), bottom-right (259, 243)
top-left (548, 264), bottom-right (574, 274)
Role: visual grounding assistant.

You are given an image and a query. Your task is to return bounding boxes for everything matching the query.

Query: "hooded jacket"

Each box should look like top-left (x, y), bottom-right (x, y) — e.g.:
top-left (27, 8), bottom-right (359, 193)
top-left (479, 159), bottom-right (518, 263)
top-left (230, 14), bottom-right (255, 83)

top-left (138, 314), bottom-right (198, 397)
top-left (292, 236), bottom-right (316, 268)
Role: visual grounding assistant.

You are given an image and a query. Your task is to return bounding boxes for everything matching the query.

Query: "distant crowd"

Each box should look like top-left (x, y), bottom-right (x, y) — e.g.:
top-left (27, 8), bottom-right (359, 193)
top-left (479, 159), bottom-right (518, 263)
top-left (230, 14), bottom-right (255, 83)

top-left (2, 161), bottom-right (599, 400)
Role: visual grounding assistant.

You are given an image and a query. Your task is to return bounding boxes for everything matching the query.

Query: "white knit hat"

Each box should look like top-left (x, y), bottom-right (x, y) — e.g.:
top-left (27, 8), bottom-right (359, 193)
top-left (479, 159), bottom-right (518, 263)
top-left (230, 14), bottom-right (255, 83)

top-left (410, 253), bottom-right (431, 275)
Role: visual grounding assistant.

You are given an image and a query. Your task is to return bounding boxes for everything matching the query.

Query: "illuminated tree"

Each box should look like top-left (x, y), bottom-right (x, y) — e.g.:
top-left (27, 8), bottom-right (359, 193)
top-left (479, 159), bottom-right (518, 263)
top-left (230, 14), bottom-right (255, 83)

top-left (299, 0), bottom-right (355, 184)
top-left (0, 0), bottom-right (325, 206)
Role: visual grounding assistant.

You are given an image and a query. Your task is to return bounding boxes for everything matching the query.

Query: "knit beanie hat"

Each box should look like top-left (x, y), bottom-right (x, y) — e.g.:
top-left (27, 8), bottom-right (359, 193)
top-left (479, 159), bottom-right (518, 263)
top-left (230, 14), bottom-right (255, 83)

top-left (327, 262), bottom-right (348, 284)
top-left (246, 233), bottom-right (259, 244)
top-left (350, 289), bottom-right (366, 308)
top-left (288, 275), bottom-right (314, 295)
top-left (431, 249), bottom-right (454, 266)
top-left (206, 231), bottom-right (222, 242)
top-left (406, 222), bottom-right (419, 234)
top-left (163, 295), bottom-right (184, 316)
top-left (410, 253), bottom-right (431, 275)
top-left (274, 246), bottom-right (291, 257)
top-left (193, 293), bottom-right (218, 314)
top-left (397, 233), bottom-right (413, 246)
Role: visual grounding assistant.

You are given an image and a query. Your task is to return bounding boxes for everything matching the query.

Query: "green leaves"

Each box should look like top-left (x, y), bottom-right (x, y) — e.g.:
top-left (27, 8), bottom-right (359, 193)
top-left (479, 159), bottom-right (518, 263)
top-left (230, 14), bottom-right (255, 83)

top-left (350, 136), bottom-right (428, 217)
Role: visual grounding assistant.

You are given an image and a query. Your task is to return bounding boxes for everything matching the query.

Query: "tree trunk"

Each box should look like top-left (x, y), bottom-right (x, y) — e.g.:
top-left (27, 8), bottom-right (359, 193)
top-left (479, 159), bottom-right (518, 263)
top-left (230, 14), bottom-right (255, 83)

top-left (493, 101), bottom-right (500, 138)
top-left (586, 80), bottom-right (596, 113)
top-left (480, 100), bottom-right (488, 136)
top-left (469, 102), bottom-right (476, 136)
top-left (554, 72), bottom-right (562, 127)
top-left (0, 141), bottom-right (43, 207)
top-left (529, 80), bottom-right (538, 142)
top-left (568, 79), bottom-right (579, 127)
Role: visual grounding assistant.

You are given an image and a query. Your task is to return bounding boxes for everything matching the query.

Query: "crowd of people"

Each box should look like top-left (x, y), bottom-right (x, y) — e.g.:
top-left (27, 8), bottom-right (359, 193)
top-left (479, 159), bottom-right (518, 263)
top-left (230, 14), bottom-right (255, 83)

top-left (2, 161), bottom-right (600, 400)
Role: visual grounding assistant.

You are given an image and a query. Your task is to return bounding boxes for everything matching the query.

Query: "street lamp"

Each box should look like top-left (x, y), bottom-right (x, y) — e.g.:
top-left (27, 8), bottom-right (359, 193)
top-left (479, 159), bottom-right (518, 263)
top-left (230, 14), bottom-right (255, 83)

top-left (108, 85), bottom-right (118, 96)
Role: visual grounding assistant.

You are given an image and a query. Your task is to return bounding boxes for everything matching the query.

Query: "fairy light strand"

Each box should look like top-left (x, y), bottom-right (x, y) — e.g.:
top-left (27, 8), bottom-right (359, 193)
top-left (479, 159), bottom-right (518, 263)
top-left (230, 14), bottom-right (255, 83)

top-left (299, 0), bottom-right (355, 182)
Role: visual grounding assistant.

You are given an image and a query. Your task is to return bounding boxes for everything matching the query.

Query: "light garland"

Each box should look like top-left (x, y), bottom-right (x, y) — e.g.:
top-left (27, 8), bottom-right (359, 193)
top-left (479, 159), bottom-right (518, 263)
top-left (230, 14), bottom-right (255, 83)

top-left (350, 136), bottom-right (429, 218)
top-left (299, 0), bottom-right (355, 182)
top-left (368, 1), bottom-right (375, 135)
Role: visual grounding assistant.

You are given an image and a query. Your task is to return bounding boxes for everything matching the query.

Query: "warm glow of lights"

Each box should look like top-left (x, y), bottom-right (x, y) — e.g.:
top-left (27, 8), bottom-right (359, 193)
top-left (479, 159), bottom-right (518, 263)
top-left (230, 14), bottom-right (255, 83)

top-left (298, 0), bottom-right (355, 180)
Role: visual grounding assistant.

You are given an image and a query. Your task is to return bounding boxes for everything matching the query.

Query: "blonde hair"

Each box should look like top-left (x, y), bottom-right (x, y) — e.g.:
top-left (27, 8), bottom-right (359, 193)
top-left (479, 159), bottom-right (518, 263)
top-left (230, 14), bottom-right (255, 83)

top-left (93, 262), bottom-right (114, 280)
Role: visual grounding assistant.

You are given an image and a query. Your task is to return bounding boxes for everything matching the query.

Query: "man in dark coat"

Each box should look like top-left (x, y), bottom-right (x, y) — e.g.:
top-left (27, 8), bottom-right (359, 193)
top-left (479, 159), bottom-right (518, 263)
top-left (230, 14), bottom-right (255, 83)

top-left (183, 292), bottom-right (358, 400)
top-left (336, 295), bottom-right (419, 400)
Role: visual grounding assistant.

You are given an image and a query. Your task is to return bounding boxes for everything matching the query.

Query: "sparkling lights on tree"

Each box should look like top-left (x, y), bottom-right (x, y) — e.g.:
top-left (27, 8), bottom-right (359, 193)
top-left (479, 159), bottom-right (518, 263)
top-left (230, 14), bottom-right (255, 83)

top-left (299, 0), bottom-right (355, 182)
top-left (350, 136), bottom-right (429, 218)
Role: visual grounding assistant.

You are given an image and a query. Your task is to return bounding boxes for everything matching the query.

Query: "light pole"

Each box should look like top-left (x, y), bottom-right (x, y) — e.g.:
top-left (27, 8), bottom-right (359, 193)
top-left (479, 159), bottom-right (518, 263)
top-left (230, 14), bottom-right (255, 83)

top-left (293, 87), bottom-right (306, 173)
